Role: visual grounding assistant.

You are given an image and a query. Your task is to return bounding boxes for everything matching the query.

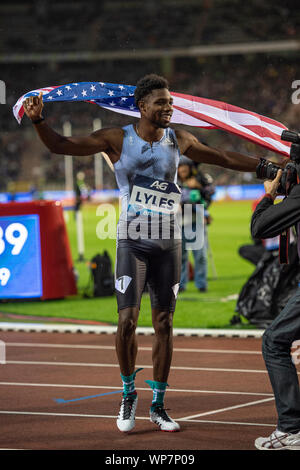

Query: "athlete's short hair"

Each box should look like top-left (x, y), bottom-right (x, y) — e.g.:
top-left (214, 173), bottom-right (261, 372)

top-left (134, 74), bottom-right (169, 108)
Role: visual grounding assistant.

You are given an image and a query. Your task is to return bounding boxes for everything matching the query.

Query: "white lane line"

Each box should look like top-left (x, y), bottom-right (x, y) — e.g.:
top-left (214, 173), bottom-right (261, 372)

top-left (5, 361), bottom-right (268, 373)
top-left (5, 343), bottom-right (261, 355)
top-left (0, 323), bottom-right (264, 338)
top-left (179, 419), bottom-right (274, 427)
top-left (0, 410), bottom-right (274, 427)
top-left (0, 410), bottom-right (117, 418)
top-left (181, 397), bottom-right (275, 420)
top-left (0, 382), bottom-right (273, 397)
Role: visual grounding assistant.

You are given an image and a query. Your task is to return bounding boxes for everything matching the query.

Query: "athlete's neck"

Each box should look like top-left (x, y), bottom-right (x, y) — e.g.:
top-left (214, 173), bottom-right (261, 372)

top-left (135, 121), bottom-right (165, 144)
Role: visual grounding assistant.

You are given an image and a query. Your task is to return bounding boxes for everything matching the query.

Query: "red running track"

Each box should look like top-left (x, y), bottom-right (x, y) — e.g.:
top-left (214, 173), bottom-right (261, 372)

top-left (0, 330), bottom-right (297, 451)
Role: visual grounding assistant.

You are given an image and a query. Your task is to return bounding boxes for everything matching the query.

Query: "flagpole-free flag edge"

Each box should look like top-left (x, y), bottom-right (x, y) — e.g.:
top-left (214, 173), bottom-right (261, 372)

top-left (13, 81), bottom-right (290, 157)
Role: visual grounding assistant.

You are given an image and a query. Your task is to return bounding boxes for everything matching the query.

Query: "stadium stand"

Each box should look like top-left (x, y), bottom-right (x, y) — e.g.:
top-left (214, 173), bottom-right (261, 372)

top-left (0, 0), bottom-right (299, 191)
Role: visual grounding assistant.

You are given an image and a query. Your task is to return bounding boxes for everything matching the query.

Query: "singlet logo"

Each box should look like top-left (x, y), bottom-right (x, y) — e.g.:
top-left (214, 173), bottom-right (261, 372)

top-left (150, 181), bottom-right (168, 191)
top-left (115, 275), bottom-right (132, 294)
top-left (162, 137), bottom-right (174, 146)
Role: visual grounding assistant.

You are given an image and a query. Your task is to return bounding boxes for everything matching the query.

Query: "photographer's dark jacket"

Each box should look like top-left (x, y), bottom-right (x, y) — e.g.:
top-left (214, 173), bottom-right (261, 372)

top-left (251, 185), bottom-right (300, 255)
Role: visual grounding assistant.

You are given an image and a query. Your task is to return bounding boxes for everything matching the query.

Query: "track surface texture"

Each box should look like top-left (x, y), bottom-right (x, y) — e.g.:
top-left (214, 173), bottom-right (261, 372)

top-left (0, 329), bottom-right (297, 451)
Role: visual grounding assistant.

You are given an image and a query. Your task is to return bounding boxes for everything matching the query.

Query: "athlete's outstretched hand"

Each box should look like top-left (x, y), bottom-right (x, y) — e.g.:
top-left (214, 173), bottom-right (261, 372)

top-left (23, 92), bottom-right (44, 121)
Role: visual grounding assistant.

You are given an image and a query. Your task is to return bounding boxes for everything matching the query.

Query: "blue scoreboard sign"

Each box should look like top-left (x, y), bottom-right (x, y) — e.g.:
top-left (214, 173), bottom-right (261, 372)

top-left (0, 214), bottom-right (43, 298)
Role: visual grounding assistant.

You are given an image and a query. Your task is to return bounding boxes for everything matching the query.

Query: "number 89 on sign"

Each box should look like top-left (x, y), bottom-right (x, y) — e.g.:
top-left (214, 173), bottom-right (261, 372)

top-left (0, 215), bottom-right (42, 298)
top-left (0, 223), bottom-right (28, 286)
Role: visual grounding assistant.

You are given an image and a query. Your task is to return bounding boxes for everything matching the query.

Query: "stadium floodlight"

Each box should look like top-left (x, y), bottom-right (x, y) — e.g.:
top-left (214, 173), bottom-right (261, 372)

top-left (63, 121), bottom-right (74, 192)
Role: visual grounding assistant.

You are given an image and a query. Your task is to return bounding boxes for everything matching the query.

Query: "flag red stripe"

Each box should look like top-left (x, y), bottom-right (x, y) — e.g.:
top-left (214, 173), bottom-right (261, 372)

top-left (171, 92), bottom-right (288, 130)
top-left (173, 104), bottom-right (290, 156)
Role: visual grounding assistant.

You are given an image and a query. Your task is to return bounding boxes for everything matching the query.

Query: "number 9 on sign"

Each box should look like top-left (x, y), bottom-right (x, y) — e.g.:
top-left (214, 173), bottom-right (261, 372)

top-left (0, 268), bottom-right (10, 286)
top-left (0, 214), bottom-right (42, 299)
top-left (0, 223), bottom-right (28, 255)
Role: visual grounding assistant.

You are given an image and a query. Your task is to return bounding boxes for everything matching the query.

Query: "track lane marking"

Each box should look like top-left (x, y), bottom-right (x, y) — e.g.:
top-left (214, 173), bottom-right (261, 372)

top-left (5, 342), bottom-right (261, 354)
top-left (0, 410), bottom-right (275, 427)
top-left (5, 360), bottom-right (269, 373)
top-left (55, 390), bottom-right (122, 403)
top-left (181, 397), bottom-right (275, 420)
top-left (0, 382), bottom-right (273, 396)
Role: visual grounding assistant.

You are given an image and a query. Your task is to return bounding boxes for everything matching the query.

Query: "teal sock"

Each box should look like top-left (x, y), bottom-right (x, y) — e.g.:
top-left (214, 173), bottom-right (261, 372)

top-left (121, 368), bottom-right (143, 398)
top-left (145, 380), bottom-right (169, 411)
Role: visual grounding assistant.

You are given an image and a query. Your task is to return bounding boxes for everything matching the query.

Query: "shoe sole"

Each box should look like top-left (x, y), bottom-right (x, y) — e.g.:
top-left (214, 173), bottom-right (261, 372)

top-left (118, 427), bottom-right (135, 433)
top-left (117, 419), bottom-right (136, 432)
top-left (160, 429), bottom-right (180, 433)
top-left (150, 417), bottom-right (180, 432)
top-left (255, 443), bottom-right (300, 450)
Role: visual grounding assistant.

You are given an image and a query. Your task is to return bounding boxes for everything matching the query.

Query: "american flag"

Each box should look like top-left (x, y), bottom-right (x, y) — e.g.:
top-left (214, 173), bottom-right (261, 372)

top-left (13, 81), bottom-right (290, 157)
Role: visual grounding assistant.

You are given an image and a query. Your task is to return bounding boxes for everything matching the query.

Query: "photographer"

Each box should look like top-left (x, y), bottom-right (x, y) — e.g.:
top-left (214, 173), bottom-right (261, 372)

top-left (251, 168), bottom-right (300, 450)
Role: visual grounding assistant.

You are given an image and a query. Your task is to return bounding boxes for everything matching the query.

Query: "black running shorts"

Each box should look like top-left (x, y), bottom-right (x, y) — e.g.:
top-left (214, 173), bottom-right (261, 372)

top-left (115, 237), bottom-right (182, 312)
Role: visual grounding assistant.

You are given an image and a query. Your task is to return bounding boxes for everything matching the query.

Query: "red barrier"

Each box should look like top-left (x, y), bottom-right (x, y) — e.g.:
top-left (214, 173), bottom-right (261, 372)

top-left (0, 201), bottom-right (77, 299)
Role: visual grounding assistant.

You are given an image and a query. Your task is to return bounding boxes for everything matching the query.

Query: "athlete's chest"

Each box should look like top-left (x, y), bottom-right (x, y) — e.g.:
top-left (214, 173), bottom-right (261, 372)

top-left (123, 137), bottom-right (179, 181)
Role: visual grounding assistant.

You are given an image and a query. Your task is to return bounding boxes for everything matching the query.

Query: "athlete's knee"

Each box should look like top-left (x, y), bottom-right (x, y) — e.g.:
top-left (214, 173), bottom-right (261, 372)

top-left (153, 310), bottom-right (173, 337)
top-left (117, 308), bottom-right (138, 339)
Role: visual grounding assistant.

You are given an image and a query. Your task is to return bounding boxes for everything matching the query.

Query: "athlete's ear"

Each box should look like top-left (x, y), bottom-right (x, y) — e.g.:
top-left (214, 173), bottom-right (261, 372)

top-left (138, 99), bottom-right (146, 115)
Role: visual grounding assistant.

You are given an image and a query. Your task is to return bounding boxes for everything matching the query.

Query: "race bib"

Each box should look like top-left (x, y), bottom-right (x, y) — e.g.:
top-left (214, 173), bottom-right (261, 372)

top-left (128, 175), bottom-right (181, 216)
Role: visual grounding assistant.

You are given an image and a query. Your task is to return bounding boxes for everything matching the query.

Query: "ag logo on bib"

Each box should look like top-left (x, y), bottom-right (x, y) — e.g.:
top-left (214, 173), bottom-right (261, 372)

top-left (115, 275), bottom-right (132, 294)
top-left (150, 180), bottom-right (168, 191)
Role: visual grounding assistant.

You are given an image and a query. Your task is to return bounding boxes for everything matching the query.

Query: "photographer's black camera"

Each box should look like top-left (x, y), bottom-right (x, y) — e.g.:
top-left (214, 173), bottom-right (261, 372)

top-left (256, 130), bottom-right (300, 195)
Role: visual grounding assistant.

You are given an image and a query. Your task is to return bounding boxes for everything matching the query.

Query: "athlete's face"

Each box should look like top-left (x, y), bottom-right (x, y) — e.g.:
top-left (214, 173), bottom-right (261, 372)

top-left (140, 88), bottom-right (173, 128)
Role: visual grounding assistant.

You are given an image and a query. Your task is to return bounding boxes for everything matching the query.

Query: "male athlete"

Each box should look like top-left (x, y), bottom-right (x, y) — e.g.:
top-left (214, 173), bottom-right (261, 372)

top-left (23, 74), bottom-right (268, 433)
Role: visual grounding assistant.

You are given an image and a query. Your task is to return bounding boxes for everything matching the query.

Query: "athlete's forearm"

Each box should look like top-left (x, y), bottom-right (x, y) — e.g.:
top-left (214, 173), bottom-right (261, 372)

top-left (32, 120), bottom-right (109, 156)
top-left (33, 120), bottom-right (70, 155)
top-left (218, 149), bottom-right (260, 172)
top-left (186, 143), bottom-right (260, 172)
top-left (220, 150), bottom-right (287, 172)
top-left (180, 130), bottom-right (287, 173)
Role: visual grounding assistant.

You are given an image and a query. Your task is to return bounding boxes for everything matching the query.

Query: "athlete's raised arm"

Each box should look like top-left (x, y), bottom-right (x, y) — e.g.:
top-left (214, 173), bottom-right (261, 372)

top-left (23, 92), bottom-right (122, 162)
top-left (175, 128), bottom-right (286, 172)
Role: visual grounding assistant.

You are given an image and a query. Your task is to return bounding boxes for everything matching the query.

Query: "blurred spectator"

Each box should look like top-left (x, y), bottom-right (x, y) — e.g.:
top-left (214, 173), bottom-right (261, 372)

top-left (0, 0), bottom-right (299, 191)
top-left (1, 1), bottom-right (299, 53)
top-left (178, 157), bottom-right (214, 292)
top-left (75, 171), bottom-right (90, 211)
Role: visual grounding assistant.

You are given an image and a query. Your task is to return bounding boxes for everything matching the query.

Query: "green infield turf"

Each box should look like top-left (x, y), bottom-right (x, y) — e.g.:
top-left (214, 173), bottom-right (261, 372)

top-left (0, 199), bottom-right (257, 329)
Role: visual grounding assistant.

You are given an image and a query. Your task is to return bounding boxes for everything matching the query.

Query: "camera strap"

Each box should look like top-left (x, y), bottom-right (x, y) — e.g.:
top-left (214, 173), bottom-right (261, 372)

top-left (279, 229), bottom-right (290, 264)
